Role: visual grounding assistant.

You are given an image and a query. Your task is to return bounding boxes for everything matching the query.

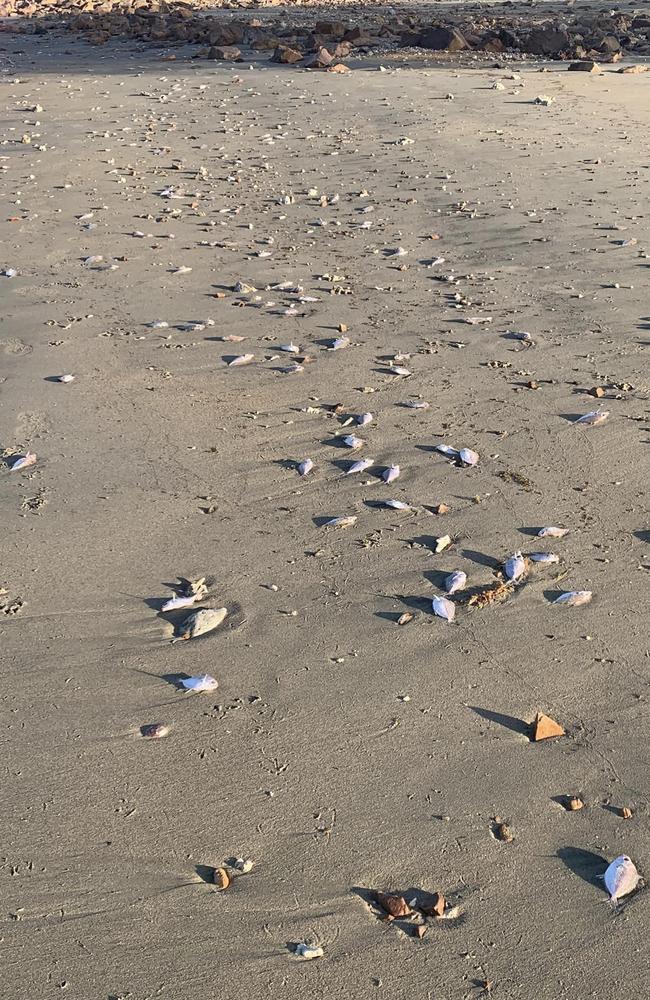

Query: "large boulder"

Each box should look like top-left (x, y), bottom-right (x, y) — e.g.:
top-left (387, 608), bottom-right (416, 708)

top-left (419, 26), bottom-right (469, 51)
top-left (524, 24), bottom-right (571, 56)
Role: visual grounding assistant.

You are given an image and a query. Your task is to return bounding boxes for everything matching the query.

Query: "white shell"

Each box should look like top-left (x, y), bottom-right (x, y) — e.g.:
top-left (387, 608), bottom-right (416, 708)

top-left (389, 365), bottom-right (411, 376)
top-left (538, 526), bottom-right (569, 538)
top-left (178, 607), bottom-right (227, 639)
top-left (604, 855), bottom-right (640, 902)
top-left (434, 534), bottom-right (452, 554)
top-left (342, 435), bottom-right (364, 449)
top-left (58, 374), bottom-right (75, 383)
top-left (382, 465), bottom-right (400, 484)
top-left (233, 857), bottom-right (254, 873)
top-left (346, 458), bottom-right (374, 475)
top-left (445, 570), bottom-right (467, 595)
top-left (459, 447), bottom-right (479, 467)
top-left (279, 343), bottom-right (300, 353)
top-left (403, 400), bottom-right (429, 409)
top-left (504, 552), bottom-right (526, 582)
top-left (295, 943), bottom-right (324, 960)
top-left (554, 591), bottom-right (592, 607)
top-left (575, 409), bottom-right (609, 425)
top-left (181, 674), bottom-right (219, 692)
top-left (432, 596), bottom-right (455, 622)
top-left (297, 459), bottom-right (313, 476)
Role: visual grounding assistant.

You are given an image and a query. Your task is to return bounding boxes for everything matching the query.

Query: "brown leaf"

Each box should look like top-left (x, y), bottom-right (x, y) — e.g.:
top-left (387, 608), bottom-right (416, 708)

top-left (375, 892), bottom-right (411, 918)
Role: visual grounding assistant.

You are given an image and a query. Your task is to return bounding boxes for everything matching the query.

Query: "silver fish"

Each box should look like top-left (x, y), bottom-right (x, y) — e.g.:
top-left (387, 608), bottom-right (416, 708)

top-left (445, 570), bottom-right (467, 595)
top-left (346, 458), bottom-right (374, 475)
top-left (356, 412), bottom-right (373, 426)
top-left (342, 435), bottom-right (364, 449)
top-left (459, 447), bottom-right (479, 467)
top-left (279, 343), bottom-right (300, 353)
top-left (227, 354), bottom-right (254, 367)
top-left (10, 452), bottom-right (37, 472)
top-left (604, 855), bottom-right (640, 903)
top-left (297, 459), bottom-right (314, 476)
top-left (575, 409), bottom-right (609, 425)
top-left (529, 552), bottom-right (559, 563)
top-left (403, 400), bottom-right (429, 409)
top-left (432, 596), bottom-right (455, 622)
top-left (161, 593), bottom-right (198, 612)
top-left (435, 444), bottom-right (459, 457)
top-left (294, 943), bottom-right (324, 960)
top-left (389, 365), bottom-right (411, 376)
top-left (382, 465), bottom-right (400, 484)
top-left (174, 607), bottom-right (227, 641)
top-left (504, 551), bottom-right (526, 582)
top-left (181, 674), bottom-right (219, 692)
top-left (323, 515), bottom-right (357, 529)
top-left (384, 499), bottom-right (412, 510)
top-left (538, 526), bottom-right (569, 538)
top-left (554, 591), bottom-right (592, 607)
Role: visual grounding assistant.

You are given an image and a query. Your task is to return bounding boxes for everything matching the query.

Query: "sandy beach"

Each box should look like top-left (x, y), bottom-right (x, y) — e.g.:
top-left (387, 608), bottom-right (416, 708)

top-left (2, 23), bottom-right (649, 999)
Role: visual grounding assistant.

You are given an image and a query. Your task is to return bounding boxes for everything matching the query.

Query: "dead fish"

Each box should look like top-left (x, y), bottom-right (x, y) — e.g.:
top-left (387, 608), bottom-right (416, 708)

top-left (161, 593), bottom-right (198, 612)
top-left (604, 855), bottom-right (640, 904)
top-left (384, 499), bottom-right (412, 510)
top-left (403, 400), bottom-right (429, 409)
top-left (227, 354), bottom-right (254, 367)
top-left (234, 281), bottom-right (257, 294)
top-left (328, 337), bottom-right (349, 350)
top-left (346, 458), bottom-right (374, 475)
top-left (173, 607), bottom-right (227, 641)
top-left (9, 452), bottom-right (37, 472)
top-left (342, 435), bottom-right (364, 449)
top-left (58, 374), bottom-right (75, 383)
top-left (323, 515), bottom-right (357, 529)
top-left (529, 552), bottom-right (559, 563)
top-left (389, 365), bottom-right (411, 376)
top-left (297, 458), bottom-right (314, 476)
top-left (279, 343), bottom-right (300, 353)
top-left (575, 410), bottom-right (609, 425)
top-left (538, 526), bottom-right (569, 538)
top-left (181, 674), bottom-right (219, 692)
top-left (504, 552), bottom-right (526, 582)
top-left (382, 465), bottom-right (400, 484)
top-left (434, 534), bottom-right (452, 554)
top-left (221, 334), bottom-right (246, 343)
top-left (432, 596), bottom-right (455, 622)
top-left (294, 943), bottom-right (324, 960)
top-left (459, 447), bottom-right (479, 467)
top-left (554, 591), bottom-right (592, 607)
top-left (356, 412), bottom-right (373, 426)
top-left (445, 570), bottom-right (467, 595)
top-left (141, 723), bottom-right (170, 739)
top-left (435, 444), bottom-right (459, 458)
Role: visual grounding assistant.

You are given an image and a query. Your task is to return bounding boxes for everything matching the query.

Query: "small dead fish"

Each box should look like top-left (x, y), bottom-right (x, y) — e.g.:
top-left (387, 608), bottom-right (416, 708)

top-left (459, 447), bottom-right (479, 467)
top-left (173, 607), bottom-right (227, 641)
top-left (538, 526), bottom-right (569, 538)
top-left (403, 400), bottom-right (429, 409)
top-left (384, 499), bottom-right (412, 510)
top-left (161, 593), bottom-right (198, 612)
top-left (356, 412), bottom-right (373, 426)
top-left (323, 515), bottom-right (357, 529)
top-left (342, 435), bottom-right (364, 449)
top-left (141, 723), bottom-right (170, 739)
top-left (504, 551), bottom-right (526, 582)
top-left (294, 943), bottom-right (324, 960)
top-left (279, 343), bottom-right (300, 353)
top-left (227, 354), bottom-right (254, 367)
top-left (435, 444), bottom-right (459, 458)
top-left (432, 596), bottom-right (455, 622)
top-left (10, 452), bottom-right (37, 472)
top-left (465, 316), bottom-right (492, 325)
top-left (529, 552), bottom-right (559, 563)
top-left (434, 534), bottom-right (452, 554)
top-left (328, 337), bottom-right (349, 350)
top-left (604, 855), bottom-right (640, 903)
top-left (554, 591), bottom-right (592, 607)
top-left (575, 410), bottom-right (609, 426)
top-left (297, 458), bottom-right (314, 476)
top-left (58, 374), bottom-right (75, 383)
top-left (445, 570), bottom-right (467, 595)
top-left (181, 674), bottom-right (219, 692)
top-left (388, 365), bottom-right (411, 376)
top-left (346, 458), bottom-right (374, 475)
top-left (382, 465), bottom-right (400, 484)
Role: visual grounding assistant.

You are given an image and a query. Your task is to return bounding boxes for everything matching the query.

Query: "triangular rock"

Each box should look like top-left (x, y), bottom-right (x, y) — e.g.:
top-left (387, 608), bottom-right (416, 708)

top-left (532, 712), bottom-right (565, 741)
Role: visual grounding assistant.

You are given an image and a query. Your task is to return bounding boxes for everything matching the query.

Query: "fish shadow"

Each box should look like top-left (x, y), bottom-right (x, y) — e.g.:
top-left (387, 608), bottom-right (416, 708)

top-left (460, 548), bottom-right (500, 570)
top-left (194, 864), bottom-right (215, 884)
top-left (556, 847), bottom-right (607, 889)
top-left (161, 672), bottom-right (190, 690)
top-left (469, 706), bottom-right (530, 738)
top-left (520, 526), bottom-right (545, 537)
top-left (273, 458), bottom-right (300, 471)
top-left (559, 414), bottom-right (584, 423)
top-left (544, 589), bottom-right (567, 604)
top-left (634, 529), bottom-right (650, 544)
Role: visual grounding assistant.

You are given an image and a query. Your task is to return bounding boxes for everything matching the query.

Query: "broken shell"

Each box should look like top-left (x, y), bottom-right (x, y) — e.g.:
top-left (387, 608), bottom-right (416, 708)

top-left (388, 365), bottom-right (411, 376)
top-left (181, 674), bottom-right (219, 692)
top-left (213, 867), bottom-right (231, 890)
top-left (444, 570), bottom-right (467, 595)
top-left (574, 409), bottom-right (609, 425)
top-left (233, 857), bottom-right (255, 873)
top-left (554, 591), bottom-right (592, 607)
top-left (397, 612), bottom-right (415, 626)
top-left (141, 723), bottom-right (170, 739)
top-left (604, 855), bottom-right (640, 903)
top-left (459, 447), bottom-right (479, 467)
top-left (9, 452), bottom-right (37, 471)
top-left (432, 596), bottom-right (455, 622)
top-left (375, 892), bottom-right (411, 918)
top-left (295, 943), bottom-right (324, 960)
top-left (537, 526), bottom-right (569, 538)
top-left (621, 806), bottom-right (634, 820)
top-left (175, 607), bottom-right (227, 640)
top-left (297, 458), bottom-right (314, 476)
top-left (434, 534), bottom-right (452, 554)
top-left (504, 552), bottom-right (526, 582)
top-left (382, 465), bottom-right (400, 484)
top-left (567, 796), bottom-right (584, 811)
top-left (328, 337), bottom-right (349, 350)
top-left (403, 400), bottom-right (429, 409)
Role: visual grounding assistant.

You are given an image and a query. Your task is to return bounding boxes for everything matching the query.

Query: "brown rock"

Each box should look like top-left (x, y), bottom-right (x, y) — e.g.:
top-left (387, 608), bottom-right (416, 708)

top-left (314, 19), bottom-right (345, 37)
top-left (619, 64), bottom-right (649, 73)
top-left (212, 867), bottom-right (231, 890)
top-left (568, 60), bottom-right (601, 72)
top-left (589, 386), bottom-right (606, 397)
top-left (532, 712), bottom-right (565, 741)
top-left (207, 45), bottom-right (241, 61)
top-left (272, 44), bottom-right (303, 64)
top-left (375, 891), bottom-right (411, 918)
top-left (422, 891), bottom-right (446, 917)
top-left (567, 796), bottom-right (584, 811)
top-left (600, 34), bottom-right (622, 53)
top-left (304, 46), bottom-right (333, 69)
top-left (494, 821), bottom-right (514, 843)
top-left (621, 806), bottom-right (633, 819)
top-left (327, 63), bottom-right (350, 73)
top-left (525, 25), bottom-right (570, 56)
top-left (419, 26), bottom-right (469, 52)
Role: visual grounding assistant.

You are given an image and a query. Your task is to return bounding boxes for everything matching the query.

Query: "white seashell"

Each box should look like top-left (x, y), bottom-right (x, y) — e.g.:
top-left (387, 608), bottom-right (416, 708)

top-left (328, 337), bottom-right (349, 350)
top-left (181, 674), bottom-right (219, 692)
top-left (435, 444), bottom-right (459, 457)
top-left (459, 447), bottom-right (479, 467)
top-left (297, 459), bottom-right (313, 476)
top-left (538, 526), bottom-right (569, 538)
top-left (554, 591), bottom-right (592, 607)
top-left (161, 593), bottom-right (198, 612)
top-left (342, 435), bottom-right (364, 449)
top-left (382, 465), bottom-right (400, 484)
top-left (384, 499), bottom-right (412, 510)
top-left (575, 409), bottom-right (609, 426)
top-left (83, 255), bottom-right (103, 266)
top-left (504, 551), bottom-right (526, 582)
top-left (389, 365), bottom-right (411, 376)
top-left (10, 452), bottom-right (37, 471)
top-left (323, 515), bottom-right (357, 528)
top-left (432, 596), bottom-right (455, 622)
top-left (403, 400), bottom-right (429, 409)
top-left (346, 458), bottom-right (374, 475)
top-left (227, 354), bottom-right (254, 367)
top-left (604, 855), bottom-right (640, 903)
top-left (435, 534), bottom-right (452, 554)
top-left (356, 412), bottom-right (373, 426)
top-left (279, 364), bottom-right (303, 374)
top-left (58, 374), bottom-right (75, 383)
top-left (175, 607), bottom-right (227, 640)
top-left (445, 570), bottom-right (467, 595)
top-left (439, 904), bottom-right (462, 920)
top-left (295, 943), bottom-right (324, 960)
top-left (529, 552), bottom-right (559, 563)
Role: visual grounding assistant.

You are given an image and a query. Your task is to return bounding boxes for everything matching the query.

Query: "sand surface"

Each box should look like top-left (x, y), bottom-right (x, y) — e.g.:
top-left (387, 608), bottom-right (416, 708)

top-left (2, 31), bottom-right (650, 1000)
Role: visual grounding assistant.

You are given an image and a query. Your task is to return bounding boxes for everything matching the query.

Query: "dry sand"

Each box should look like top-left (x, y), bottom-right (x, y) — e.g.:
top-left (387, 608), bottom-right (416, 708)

top-left (1, 29), bottom-right (650, 1000)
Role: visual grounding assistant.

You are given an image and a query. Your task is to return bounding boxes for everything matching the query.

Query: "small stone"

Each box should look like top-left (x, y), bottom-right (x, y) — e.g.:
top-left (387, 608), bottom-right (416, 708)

top-left (213, 867), bottom-right (231, 890)
top-left (589, 386), bottom-right (605, 398)
top-left (208, 46), bottom-right (242, 61)
top-left (621, 806), bottom-right (633, 820)
top-left (272, 44), bottom-right (303, 65)
top-left (567, 796), bottom-right (584, 811)
top-left (414, 924), bottom-right (427, 939)
top-left (433, 503), bottom-right (450, 515)
top-left (494, 821), bottom-right (514, 843)
top-left (568, 60), bottom-right (600, 73)
top-left (532, 712), bottom-right (565, 741)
